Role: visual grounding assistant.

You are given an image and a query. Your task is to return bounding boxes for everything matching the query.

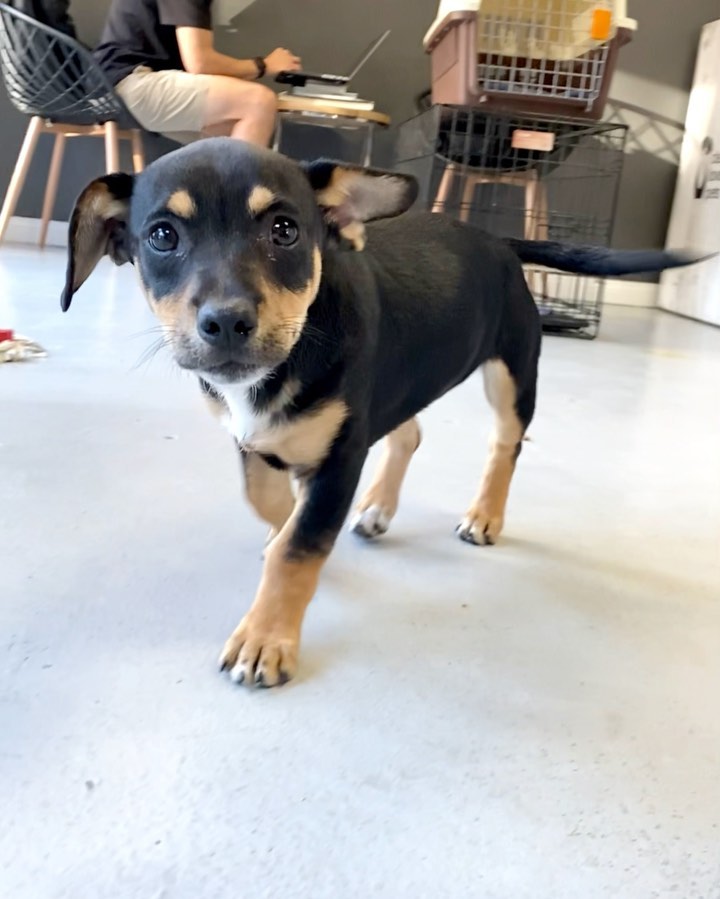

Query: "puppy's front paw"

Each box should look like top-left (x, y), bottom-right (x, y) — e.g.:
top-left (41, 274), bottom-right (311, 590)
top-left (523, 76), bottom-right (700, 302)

top-left (350, 503), bottom-right (391, 539)
top-left (218, 616), bottom-right (299, 687)
top-left (456, 508), bottom-right (503, 546)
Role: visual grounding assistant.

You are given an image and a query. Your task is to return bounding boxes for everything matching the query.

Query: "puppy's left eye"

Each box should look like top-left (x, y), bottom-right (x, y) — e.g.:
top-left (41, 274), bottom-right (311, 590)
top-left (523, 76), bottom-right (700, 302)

top-left (271, 216), bottom-right (299, 247)
top-left (149, 223), bottom-right (178, 252)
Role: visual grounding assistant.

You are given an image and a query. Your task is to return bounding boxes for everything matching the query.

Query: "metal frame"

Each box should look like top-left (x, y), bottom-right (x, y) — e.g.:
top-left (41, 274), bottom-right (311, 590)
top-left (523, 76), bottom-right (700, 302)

top-left (395, 105), bottom-right (628, 338)
top-left (273, 110), bottom-right (378, 167)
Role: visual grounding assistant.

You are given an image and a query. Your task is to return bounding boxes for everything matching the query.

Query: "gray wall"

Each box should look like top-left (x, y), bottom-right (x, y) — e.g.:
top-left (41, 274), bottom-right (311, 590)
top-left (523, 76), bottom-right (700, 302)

top-left (609, 0), bottom-right (719, 250)
top-left (0, 0), bottom-right (717, 245)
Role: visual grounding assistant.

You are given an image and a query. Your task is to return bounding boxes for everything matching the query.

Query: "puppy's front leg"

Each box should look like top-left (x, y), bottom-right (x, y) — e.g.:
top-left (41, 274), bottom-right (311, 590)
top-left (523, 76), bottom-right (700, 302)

top-left (219, 429), bottom-right (367, 687)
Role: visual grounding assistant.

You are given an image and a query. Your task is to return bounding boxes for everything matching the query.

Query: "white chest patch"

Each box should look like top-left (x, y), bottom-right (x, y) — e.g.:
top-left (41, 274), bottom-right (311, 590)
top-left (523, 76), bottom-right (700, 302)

top-left (219, 383), bottom-right (263, 446)
top-left (209, 380), bottom-right (348, 470)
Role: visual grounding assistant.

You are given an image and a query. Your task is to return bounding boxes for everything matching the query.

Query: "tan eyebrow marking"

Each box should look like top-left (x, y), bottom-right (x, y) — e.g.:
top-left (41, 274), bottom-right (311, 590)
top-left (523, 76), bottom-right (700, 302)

top-left (166, 189), bottom-right (196, 218)
top-left (247, 185), bottom-right (276, 217)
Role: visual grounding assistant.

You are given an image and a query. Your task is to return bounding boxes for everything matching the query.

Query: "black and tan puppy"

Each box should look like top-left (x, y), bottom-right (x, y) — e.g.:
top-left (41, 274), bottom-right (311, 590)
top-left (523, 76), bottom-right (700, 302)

top-left (61, 138), bottom-right (698, 687)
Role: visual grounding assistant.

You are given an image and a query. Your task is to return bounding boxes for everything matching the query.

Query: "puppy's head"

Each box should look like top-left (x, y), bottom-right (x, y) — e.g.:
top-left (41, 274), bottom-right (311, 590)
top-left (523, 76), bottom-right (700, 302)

top-left (61, 139), bottom-right (416, 386)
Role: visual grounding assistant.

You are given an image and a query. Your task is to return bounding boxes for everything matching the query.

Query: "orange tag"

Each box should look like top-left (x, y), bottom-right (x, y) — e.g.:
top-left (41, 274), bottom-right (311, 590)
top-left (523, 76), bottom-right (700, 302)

top-left (511, 130), bottom-right (555, 152)
top-left (591, 8), bottom-right (612, 41)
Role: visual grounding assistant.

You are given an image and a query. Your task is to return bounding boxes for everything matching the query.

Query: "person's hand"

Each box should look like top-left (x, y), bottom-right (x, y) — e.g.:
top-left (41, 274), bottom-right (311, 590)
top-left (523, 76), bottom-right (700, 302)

top-left (264, 47), bottom-right (301, 76)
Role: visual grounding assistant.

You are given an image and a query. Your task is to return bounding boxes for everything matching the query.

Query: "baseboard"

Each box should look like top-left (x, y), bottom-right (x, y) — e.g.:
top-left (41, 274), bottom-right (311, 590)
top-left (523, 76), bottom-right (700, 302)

top-left (3, 216), bottom-right (68, 248)
top-left (603, 279), bottom-right (658, 308)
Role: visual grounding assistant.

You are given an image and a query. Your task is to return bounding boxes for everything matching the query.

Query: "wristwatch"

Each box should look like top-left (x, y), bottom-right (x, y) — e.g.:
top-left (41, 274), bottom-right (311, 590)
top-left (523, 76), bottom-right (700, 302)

top-left (254, 56), bottom-right (267, 80)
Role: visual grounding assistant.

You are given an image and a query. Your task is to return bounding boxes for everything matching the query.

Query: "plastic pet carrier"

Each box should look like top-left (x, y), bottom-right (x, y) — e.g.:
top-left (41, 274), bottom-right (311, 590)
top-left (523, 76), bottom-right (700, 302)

top-left (423, 0), bottom-right (637, 119)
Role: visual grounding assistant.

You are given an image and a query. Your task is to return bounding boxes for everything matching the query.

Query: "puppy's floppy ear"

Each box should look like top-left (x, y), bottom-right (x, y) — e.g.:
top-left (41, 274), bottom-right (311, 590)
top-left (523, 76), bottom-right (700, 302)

top-left (302, 161), bottom-right (417, 250)
top-left (61, 173), bottom-right (134, 312)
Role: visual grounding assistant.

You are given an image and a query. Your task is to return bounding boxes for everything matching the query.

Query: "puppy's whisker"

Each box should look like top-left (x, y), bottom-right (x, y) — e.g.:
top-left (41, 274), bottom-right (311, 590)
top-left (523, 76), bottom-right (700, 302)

top-left (275, 322), bottom-right (333, 350)
top-left (132, 336), bottom-right (169, 371)
top-left (127, 326), bottom-right (168, 341)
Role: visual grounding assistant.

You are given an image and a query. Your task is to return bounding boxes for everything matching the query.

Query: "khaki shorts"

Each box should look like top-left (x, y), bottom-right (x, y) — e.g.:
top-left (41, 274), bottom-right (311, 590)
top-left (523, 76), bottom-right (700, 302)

top-left (116, 66), bottom-right (214, 143)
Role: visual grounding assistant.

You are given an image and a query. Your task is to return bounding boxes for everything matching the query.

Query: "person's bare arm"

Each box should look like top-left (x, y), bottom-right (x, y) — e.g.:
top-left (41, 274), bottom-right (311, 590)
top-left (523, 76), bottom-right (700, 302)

top-left (176, 27), bottom-right (301, 79)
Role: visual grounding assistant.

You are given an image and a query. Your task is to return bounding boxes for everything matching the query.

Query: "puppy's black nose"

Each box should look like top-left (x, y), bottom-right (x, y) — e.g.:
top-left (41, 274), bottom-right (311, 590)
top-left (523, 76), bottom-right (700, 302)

top-left (197, 304), bottom-right (256, 349)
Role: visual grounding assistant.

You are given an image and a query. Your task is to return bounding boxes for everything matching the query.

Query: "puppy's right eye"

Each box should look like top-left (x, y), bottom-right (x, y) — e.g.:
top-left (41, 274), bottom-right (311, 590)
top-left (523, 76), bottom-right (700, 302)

top-left (148, 224), bottom-right (178, 252)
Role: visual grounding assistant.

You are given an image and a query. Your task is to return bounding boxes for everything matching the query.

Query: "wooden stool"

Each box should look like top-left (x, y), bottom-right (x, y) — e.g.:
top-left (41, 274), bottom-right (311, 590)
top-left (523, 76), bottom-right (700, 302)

top-left (432, 162), bottom-right (549, 297)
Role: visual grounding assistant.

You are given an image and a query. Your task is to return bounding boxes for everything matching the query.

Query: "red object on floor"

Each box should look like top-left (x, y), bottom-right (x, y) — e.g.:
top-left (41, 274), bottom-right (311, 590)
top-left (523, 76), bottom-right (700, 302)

top-left (0, 329), bottom-right (15, 342)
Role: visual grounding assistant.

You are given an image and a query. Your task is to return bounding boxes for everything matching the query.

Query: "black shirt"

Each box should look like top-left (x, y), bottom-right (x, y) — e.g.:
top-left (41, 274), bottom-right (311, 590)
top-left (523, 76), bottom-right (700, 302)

top-left (94, 0), bottom-right (212, 86)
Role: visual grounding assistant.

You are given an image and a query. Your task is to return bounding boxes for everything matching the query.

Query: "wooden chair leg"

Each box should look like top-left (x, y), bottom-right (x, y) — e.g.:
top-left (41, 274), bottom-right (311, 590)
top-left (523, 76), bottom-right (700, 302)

top-left (431, 163), bottom-right (456, 214)
top-left (130, 129), bottom-right (145, 173)
top-left (534, 179), bottom-right (549, 241)
top-left (534, 178), bottom-right (550, 300)
top-left (39, 132), bottom-right (66, 249)
top-left (104, 121), bottom-right (120, 173)
top-left (459, 172), bottom-right (480, 223)
top-left (523, 171), bottom-right (538, 240)
top-left (523, 175), bottom-right (538, 297)
top-left (0, 116), bottom-right (44, 245)
top-left (524, 172), bottom-right (550, 300)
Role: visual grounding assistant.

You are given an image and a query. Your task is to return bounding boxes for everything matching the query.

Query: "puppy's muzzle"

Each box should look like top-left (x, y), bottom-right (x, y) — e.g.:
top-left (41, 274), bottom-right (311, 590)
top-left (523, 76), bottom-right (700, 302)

top-left (197, 302), bottom-right (257, 352)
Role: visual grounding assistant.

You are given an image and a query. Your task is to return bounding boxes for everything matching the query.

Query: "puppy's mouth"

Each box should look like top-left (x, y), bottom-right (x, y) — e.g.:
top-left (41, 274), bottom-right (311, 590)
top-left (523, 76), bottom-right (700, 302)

top-left (201, 359), bottom-right (265, 385)
top-left (170, 340), bottom-right (279, 385)
top-left (165, 328), bottom-right (296, 385)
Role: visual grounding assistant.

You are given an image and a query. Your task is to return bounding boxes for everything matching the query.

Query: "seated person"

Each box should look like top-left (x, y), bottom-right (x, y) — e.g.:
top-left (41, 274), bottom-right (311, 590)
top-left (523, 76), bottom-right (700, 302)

top-left (94, 0), bottom-right (301, 145)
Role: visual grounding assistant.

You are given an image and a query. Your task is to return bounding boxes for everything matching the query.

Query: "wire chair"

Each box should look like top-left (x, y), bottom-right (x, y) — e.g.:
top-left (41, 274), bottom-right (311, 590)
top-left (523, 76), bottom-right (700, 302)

top-left (0, 2), bottom-right (145, 246)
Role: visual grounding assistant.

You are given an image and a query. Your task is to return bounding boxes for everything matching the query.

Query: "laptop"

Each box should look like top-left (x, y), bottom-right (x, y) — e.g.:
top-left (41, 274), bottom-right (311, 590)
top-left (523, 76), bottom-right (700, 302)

top-left (275, 30), bottom-right (391, 88)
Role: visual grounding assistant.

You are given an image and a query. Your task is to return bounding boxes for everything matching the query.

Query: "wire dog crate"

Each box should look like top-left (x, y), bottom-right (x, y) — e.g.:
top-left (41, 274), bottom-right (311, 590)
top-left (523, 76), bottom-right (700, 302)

top-left (423, 0), bottom-right (637, 119)
top-left (395, 105), bottom-right (628, 338)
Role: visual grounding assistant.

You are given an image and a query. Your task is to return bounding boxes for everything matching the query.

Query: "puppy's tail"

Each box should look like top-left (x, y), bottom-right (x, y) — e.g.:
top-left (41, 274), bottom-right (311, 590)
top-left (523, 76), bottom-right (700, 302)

top-left (505, 239), bottom-right (710, 276)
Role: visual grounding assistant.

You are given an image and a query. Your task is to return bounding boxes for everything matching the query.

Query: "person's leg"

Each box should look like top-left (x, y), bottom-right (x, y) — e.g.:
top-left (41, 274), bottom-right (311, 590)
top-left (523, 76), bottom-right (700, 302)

top-left (201, 121), bottom-right (234, 138)
top-left (201, 76), bottom-right (277, 145)
top-left (116, 68), bottom-right (277, 147)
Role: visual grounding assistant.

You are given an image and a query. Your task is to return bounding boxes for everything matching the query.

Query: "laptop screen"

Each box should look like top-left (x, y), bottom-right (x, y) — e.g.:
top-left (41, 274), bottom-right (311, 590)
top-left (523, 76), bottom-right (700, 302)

top-left (346, 30), bottom-right (391, 80)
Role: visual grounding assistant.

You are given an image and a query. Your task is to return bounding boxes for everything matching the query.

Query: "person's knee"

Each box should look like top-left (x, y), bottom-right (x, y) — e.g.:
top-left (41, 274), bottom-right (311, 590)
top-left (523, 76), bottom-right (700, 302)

top-left (231, 82), bottom-right (276, 118)
top-left (248, 83), bottom-right (277, 116)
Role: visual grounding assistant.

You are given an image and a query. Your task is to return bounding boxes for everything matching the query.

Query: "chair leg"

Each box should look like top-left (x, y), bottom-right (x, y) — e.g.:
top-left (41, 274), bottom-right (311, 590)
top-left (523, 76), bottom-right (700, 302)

top-left (534, 179), bottom-right (549, 241)
top-left (0, 116), bottom-right (44, 245)
top-left (523, 173), bottom-right (550, 299)
top-left (534, 178), bottom-right (550, 300)
top-left (523, 175), bottom-right (538, 297)
top-left (459, 173), bottom-right (479, 223)
top-left (39, 132), bottom-right (66, 249)
top-left (523, 171), bottom-right (538, 240)
top-left (431, 163), bottom-right (457, 214)
top-left (104, 121), bottom-right (120, 172)
top-left (130, 129), bottom-right (145, 173)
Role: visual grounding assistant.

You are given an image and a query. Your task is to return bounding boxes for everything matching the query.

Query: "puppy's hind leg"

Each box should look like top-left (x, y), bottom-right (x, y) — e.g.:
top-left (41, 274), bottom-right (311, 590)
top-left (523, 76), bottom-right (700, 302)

top-left (350, 417), bottom-right (421, 539)
top-left (457, 357), bottom-right (536, 546)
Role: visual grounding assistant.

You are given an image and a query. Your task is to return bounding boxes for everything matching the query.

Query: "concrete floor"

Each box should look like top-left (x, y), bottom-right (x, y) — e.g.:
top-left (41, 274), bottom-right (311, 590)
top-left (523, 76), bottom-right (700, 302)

top-left (1, 246), bottom-right (719, 899)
